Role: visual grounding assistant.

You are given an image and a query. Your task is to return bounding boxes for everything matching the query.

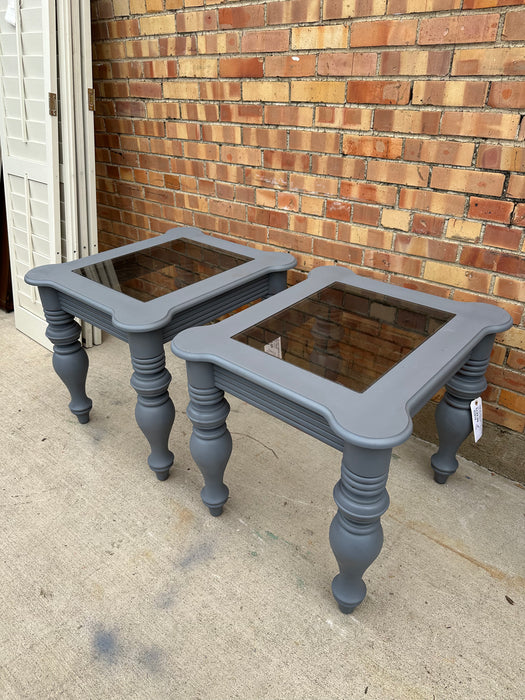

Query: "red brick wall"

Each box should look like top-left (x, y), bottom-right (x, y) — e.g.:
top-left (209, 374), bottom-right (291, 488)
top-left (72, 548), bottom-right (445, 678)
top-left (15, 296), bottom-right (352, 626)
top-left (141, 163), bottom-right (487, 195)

top-left (91, 0), bottom-right (525, 438)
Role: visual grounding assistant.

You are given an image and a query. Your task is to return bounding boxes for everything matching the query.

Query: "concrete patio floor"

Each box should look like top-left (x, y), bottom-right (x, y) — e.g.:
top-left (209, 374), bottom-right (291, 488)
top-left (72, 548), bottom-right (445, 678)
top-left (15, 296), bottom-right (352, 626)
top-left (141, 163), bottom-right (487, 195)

top-left (1, 309), bottom-right (524, 699)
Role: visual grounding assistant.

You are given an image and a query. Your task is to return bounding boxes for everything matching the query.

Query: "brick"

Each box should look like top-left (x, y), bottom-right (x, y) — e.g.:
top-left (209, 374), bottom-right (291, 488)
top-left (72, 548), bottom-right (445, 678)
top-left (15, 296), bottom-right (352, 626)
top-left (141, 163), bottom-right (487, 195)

top-left (368, 161), bottom-right (429, 187)
top-left (143, 59), bottom-right (177, 79)
top-left (209, 199), bottom-right (246, 221)
top-left (268, 0), bottom-right (321, 24)
top-left (291, 81), bottom-right (346, 103)
top-left (243, 81), bottom-right (289, 102)
top-left (399, 189), bottom-right (465, 216)
top-left (243, 127), bottom-right (287, 148)
top-left (292, 25), bottom-right (348, 50)
top-left (248, 206), bottom-right (288, 229)
top-left (431, 167), bottom-right (504, 196)
top-left (459, 245), bottom-right (501, 271)
top-left (230, 220), bottom-right (267, 244)
top-left (483, 404), bottom-right (525, 433)
top-left (289, 130), bottom-right (340, 153)
top-left (381, 209), bottom-right (411, 231)
top-left (292, 215), bottom-right (336, 240)
top-left (242, 30), bottom-right (290, 53)
top-left (341, 181), bottom-right (397, 206)
top-left (221, 104), bottom-right (263, 124)
top-left (419, 14), bottom-right (498, 45)
top-left (315, 106), bottom-right (372, 130)
top-left (220, 57), bottom-right (263, 78)
top-left (245, 168), bottom-right (288, 190)
top-left (364, 250), bottom-right (422, 277)
top-left (108, 19), bottom-right (140, 39)
top-left (313, 238), bottom-right (362, 264)
top-left (513, 203), bottom-right (525, 227)
top-left (200, 82), bottom-right (241, 101)
top-left (411, 211), bottom-right (445, 237)
top-left (180, 103), bottom-right (219, 121)
top-left (347, 80), bottom-right (411, 105)
top-left (165, 122), bottom-right (200, 140)
top-left (301, 196), bottom-right (325, 216)
top-left (452, 48), bottom-right (525, 76)
top-left (170, 158), bottom-right (205, 177)
top-left (343, 135), bottom-right (403, 159)
top-left (374, 109), bottom-right (440, 134)
top-left (222, 146), bottom-right (260, 166)
top-left (351, 19), bottom-right (417, 47)
top-left (202, 124), bottom-right (241, 144)
top-left (159, 36), bottom-right (196, 57)
top-left (266, 105), bottom-right (313, 127)
top-left (141, 14), bottom-right (176, 35)
top-left (484, 225), bottom-right (522, 251)
top-left (499, 389), bottom-right (525, 415)
top-left (468, 197), bottom-right (513, 223)
top-left (339, 224), bottom-right (393, 250)
top-left (318, 52), bottom-right (377, 76)
top-left (507, 174), bottom-right (525, 198)
top-left (486, 365), bottom-right (525, 394)
top-left (477, 145), bottom-right (525, 172)
top-left (311, 155), bottom-right (366, 179)
top-left (263, 151), bottom-right (310, 171)
top-left (184, 142), bottom-right (219, 161)
top-left (502, 9), bottom-right (525, 41)
top-left (269, 229), bottom-right (314, 254)
top-left (324, 0), bottom-right (387, 19)
top-left (404, 139), bottom-right (474, 167)
top-left (508, 349), bottom-right (525, 371)
top-left (178, 58), bottom-right (217, 78)
top-left (207, 163), bottom-right (244, 184)
top-left (219, 5), bottom-right (264, 28)
top-left (412, 81), bottom-right (488, 107)
top-left (446, 219), bottom-right (482, 241)
top-left (290, 174), bottom-right (339, 196)
top-left (395, 234), bottom-right (458, 262)
top-left (501, 327), bottom-right (525, 352)
top-left (266, 55), bottom-right (316, 77)
top-left (278, 192), bottom-right (300, 211)
top-left (388, 0), bottom-right (460, 10)
top-left (197, 32), bottom-right (240, 55)
top-left (176, 10), bottom-right (217, 33)
top-left (441, 112), bottom-right (520, 140)
top-left (353, 204), bottom-right (380, 226)
top-left (380, 51), bottom-right (451, 76)
top-left (424, 261), bottom-right (491, 293)
top-left (488, 81), bottom-right (525, 109)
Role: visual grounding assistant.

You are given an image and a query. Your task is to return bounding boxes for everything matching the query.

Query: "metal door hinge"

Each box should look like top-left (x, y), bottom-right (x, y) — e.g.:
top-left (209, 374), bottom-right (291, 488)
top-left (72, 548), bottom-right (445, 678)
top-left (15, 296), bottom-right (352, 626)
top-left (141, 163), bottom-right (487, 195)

top-left (49, 92), bottom-right (57, 116)
top-left (88, 88), bottom-right (95, 111)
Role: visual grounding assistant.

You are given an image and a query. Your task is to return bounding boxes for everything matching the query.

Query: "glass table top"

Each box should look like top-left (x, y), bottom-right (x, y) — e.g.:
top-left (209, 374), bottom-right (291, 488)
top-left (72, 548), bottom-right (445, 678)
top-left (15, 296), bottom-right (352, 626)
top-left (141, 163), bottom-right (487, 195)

top-left (233, 282), bottom-right (454, 393)
top-left (74, 238), bottom-right (252, 302)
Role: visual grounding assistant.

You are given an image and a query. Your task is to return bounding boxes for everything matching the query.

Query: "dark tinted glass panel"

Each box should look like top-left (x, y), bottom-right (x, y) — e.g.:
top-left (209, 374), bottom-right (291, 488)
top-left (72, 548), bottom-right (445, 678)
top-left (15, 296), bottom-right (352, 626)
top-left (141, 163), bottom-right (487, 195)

top-left (233, 283), bottom-right (454, 393)
top-left (74, 238), bottom-right (252, 301)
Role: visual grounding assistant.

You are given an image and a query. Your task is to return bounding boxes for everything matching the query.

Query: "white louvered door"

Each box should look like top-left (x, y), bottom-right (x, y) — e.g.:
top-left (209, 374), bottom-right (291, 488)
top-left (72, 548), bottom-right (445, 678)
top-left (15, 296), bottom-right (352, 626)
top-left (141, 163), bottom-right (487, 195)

top-left (0, 0), bottom-right (60, 349)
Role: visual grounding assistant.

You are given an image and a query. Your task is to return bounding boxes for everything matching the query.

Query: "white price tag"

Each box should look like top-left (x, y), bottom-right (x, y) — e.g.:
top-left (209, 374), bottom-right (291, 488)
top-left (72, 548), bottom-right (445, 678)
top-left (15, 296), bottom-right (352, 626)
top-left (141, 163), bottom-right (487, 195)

top-left (264, 337), bottom-right (282, 359)
top-left (470, 397), bottom-right (483, 443)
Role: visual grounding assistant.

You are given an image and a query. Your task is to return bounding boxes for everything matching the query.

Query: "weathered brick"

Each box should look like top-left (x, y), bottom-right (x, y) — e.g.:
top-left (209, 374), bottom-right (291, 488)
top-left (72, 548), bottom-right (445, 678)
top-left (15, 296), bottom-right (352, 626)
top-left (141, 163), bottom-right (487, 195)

top-left (507, 174), bottom-right (525, 198)
top-left (424, 261), bottom-right (491, 293)
top-left (209, 199), bottom-right (246, 221)
top-left (291, 214), bottom-right (336, 238)
top-left (404, 139), bottom-right (474, 166)
top-left (508, 349), bottom-right (525, 371)
top-left (374, 109), bottom-right (440, 134)
top-left (245, 168), bottom-right (288, 190)
top-left (301, 196), bottom-right (325, 216)
top-left (441, 112), bottom-right (520, 140)
top-left (146, 102), bottom-right (180, 119)
top-left (221, 104), bottom-right (263, 124)
top-left (291, 81), bottom-right (346, 103)
top-left (290, 174), bottom-right (339, 196)
top-left (243, 127), bottom-right (287, 148)
top-left (202, 124), bottom-right (241, 144)
top-left (419, 14), bottom-right (498, 45)
top-left (395, 233), bottom-right (458, 262)
top-left (141, 14), bottom-right (176, 35)
top-left (242, 29), bottom-right (290, 53)
top-left (184, 142), bottom-right (220, 161)
top-left (278, 192), bottom-right (300, 211)
top-left (341, 181), bottom-right (397, 206)
top-left (382, 208), bottom-right (411, 231)
top-left (452, 48), bottom-right (525, 76)
top-left (143, 59), bottom-right (177, 79)
top-left (220, 57), bottom-right (263, 78)
top-left (323, 0), bottom-right (387, 19)
top-left (484, 224), bottom-right (522, 251)
top-left (351, 19), bottom-right (417, 47)
top-left (499, 389), bottom-right (525, 415)
top-left (343, 135), bottom-right (403, 159)
top-left (263, 150), bottom-right (310, 171)
top-left (353, 203), bottom-right (380, 226)
top-left (178, 57), bottom-right (217, 78)
top-left (159, 36), bottom-right (196, 57)
top-left (200, 82), bottom-right (241, 101)
top-left (315, 106), bottom-right (372, 130)
top-left (222, 145), bottom-right (261, 166)
top-left (311, 155), bottom-right (366, 179)
top-left (243, 81), bottom-right (289, 102)
top-left (468, 197), bottom-right (513, 224)
top-left (477, 145), bottom-right (525, 172)
top-left (289, 130), bottom-right (340, 153)
top-left (347, 80), bottom-right (411, 104)
top-left (219, 5), bottom-right (264, 28)
top-left (248, 206), bottom-right (288, 229)
top-left (268, 0), bottom-right (321, 25)
top-left (339, 224), bottom-right (393, 250)
top-left (365, 250), bottom-right (422, 277)
top-left (400, 189), bottom-right (466, 216)
top-left (166, 122), bottom-right (200, 140)
top-left (180, 103), bottom-right (219, 121)
top-left (488, 81), bottom-right (525, 109)
top-left (318, 52), bottom-right (377, 76)
top-left (431, 167), bottom-right (505, 196)
top-left (292, 25), bottom-right (348, 50)
top-left (176, 10), bottom-right (217, 33)
top-left (380, 50), bottom-right (451, 76)
top-left (513, 203), bottom-right (525, 227)
top-left (269, 229), bottom-right (314, 253)
top-left (197, 33), bottom-right (240, 55)
top-left (266, 55), bottom-right (316, 77)
top-left (412, 81), bottom-right (488, 107)
top-left (446, 218), bottom-right (482, 241)
top-left (502, 9), bottom-right (525, 41)
top-left (313, 238), bottom-right (362, 264)
top-left (369, 161), bottom-right (429, 187)
top-left (266, 105), bottom-right (313, 127)
top-left (208, 163), bottom-right (244, 184)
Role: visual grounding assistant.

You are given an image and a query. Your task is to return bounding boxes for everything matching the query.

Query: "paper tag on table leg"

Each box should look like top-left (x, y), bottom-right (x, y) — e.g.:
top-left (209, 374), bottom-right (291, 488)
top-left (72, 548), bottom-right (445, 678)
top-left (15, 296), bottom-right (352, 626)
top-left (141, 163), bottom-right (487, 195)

top-left (470, 397), bottom-right (483, 442)
top-left (264, 336), bottom-right (282, 359)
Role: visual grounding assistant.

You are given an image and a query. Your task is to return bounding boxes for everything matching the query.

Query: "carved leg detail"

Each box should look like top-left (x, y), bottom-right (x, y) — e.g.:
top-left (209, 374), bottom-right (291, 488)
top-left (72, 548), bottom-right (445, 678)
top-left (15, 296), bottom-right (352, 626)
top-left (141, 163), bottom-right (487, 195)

top-left (129, 335), bottom-right (175, 481)
top-left (45, 308), bottom-right (92, 424)
top-left (329, 445), bottom-right (391, 614)
top-left (186, 369), bottom-right (232, 516)
top-left (431, 335), bottom-right (494, 484)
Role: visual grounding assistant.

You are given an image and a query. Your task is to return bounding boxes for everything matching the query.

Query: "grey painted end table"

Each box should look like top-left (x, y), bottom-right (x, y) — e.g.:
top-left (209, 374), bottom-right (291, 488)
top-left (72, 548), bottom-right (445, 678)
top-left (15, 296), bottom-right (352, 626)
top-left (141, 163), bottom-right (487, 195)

top-left (25, 227), bottom-right (296, 480)
top-left (171, 265), bottom-right (512, 612)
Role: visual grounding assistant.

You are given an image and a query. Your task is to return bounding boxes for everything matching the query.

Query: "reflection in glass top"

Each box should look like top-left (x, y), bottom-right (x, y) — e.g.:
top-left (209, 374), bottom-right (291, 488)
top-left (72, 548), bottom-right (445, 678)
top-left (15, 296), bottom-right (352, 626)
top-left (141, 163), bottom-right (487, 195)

top-left (233, 283), bottom-right (454, 393)
top-left (74, 238), bottom-right (252, 301)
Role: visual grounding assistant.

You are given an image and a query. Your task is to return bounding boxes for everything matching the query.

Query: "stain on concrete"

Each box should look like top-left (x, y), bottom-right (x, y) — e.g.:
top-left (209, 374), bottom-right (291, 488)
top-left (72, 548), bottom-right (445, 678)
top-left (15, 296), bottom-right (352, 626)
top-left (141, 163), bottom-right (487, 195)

top-left (93, 629), bottom-right (119, 664)
top-left (138, 644), bottom-right (164, 674)
top-left (179, 540), bottom-right (214, 569)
